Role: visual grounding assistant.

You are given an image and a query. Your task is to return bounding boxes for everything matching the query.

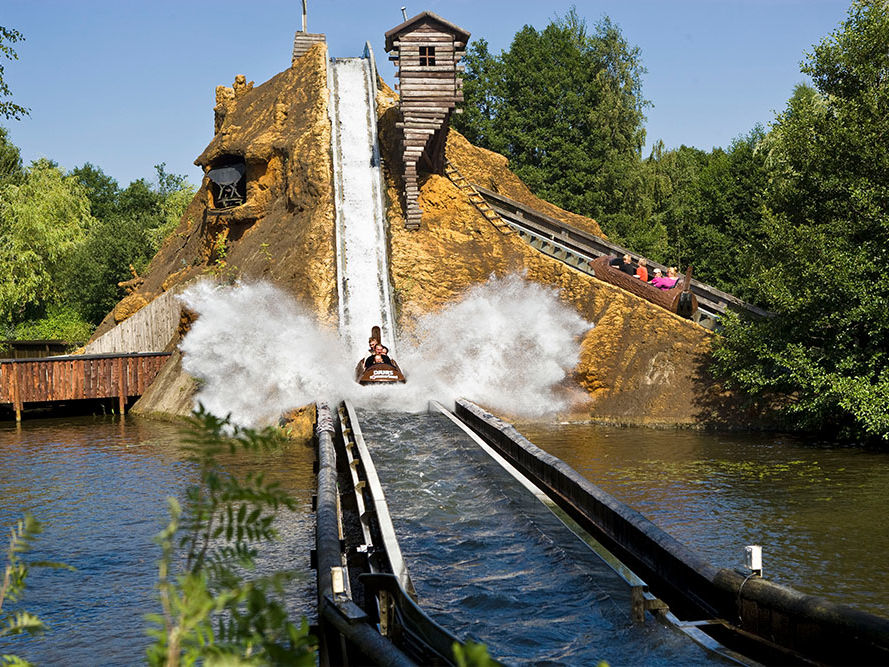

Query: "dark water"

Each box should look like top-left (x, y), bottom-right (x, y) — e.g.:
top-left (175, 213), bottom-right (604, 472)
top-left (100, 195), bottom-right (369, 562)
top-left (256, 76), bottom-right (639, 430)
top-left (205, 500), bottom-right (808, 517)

top-left (359, 410), bottom-right (725, 665)
top-left (515, 423), bottom-right (889, 619)
top-left (0, 416), bottom-right (316, 666)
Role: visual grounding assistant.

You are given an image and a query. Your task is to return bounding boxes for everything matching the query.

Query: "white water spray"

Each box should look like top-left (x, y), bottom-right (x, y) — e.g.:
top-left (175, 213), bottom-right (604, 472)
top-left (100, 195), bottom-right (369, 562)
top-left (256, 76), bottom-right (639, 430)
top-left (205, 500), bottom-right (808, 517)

top-left (179, 276), bottom-right (590, 427)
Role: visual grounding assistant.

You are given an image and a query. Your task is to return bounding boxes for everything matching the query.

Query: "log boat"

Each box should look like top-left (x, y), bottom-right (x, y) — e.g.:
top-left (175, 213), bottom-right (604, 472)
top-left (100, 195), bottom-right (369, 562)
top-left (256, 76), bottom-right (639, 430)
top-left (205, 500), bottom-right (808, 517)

top-left (589, 257), bottom-right (698, 319)
top-left (355, 362), bottom-right (406, 385)
top-left (355, 325), bottom-right (406, 385)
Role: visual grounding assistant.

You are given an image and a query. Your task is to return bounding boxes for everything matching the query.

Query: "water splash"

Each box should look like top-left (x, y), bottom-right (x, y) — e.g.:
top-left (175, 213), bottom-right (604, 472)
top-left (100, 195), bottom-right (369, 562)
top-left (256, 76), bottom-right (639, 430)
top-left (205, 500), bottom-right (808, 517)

top-left (179, 276), bottom-right (590, 426)
top-left (178, 281), bottom-right (353, 426)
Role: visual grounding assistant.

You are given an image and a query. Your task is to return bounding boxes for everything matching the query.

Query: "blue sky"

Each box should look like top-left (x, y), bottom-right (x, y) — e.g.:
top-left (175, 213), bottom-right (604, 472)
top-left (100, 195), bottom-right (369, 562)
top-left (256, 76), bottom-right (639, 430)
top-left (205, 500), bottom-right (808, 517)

top-left (3, 0), bottom-right (849, 187)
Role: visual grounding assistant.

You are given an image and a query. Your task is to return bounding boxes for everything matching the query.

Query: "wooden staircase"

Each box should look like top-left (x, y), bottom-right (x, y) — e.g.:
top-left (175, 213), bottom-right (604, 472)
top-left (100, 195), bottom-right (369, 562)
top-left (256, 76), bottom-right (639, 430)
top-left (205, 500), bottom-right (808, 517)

top-left (444, 160), bottom-right (514, 235)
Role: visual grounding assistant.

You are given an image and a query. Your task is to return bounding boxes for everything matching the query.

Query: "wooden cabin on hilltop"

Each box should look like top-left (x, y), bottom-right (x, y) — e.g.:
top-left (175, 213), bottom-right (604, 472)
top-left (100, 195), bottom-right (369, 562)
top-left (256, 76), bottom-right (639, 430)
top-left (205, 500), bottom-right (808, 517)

top-left (385, 12), bottom-right (470, 229)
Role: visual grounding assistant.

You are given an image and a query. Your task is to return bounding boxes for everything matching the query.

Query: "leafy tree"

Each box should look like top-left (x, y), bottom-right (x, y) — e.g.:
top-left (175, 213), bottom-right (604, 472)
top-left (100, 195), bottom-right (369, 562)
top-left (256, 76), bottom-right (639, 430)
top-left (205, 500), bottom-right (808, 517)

top-left (146, 408), bottom-right (315, 665)
top-left (454, 9), bottom-right (655, 252)
top-left (0, 127), bottom-right (23, 186)
top-left (712, 0), bottom-right (889, 442)
top-left (62, 214), bottom-right (154, 324)
top-left (639, 129), bottom-right (769, 296)
top-left (69, 163), bottom-right (120, 222)
top-left (63, 162), bottom-right (195, 325)
top-left (0, 159), bottom-right (93, 323)
top-left (0, 27), bottom-right (27, 121)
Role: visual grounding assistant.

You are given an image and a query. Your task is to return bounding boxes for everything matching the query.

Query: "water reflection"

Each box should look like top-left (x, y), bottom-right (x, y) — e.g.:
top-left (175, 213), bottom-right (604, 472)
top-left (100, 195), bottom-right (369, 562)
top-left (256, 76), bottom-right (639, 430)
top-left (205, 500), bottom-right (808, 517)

top-left (0, 416), bottom-right (316, 666)
top-left (515, 423), bottom-right (889, 618)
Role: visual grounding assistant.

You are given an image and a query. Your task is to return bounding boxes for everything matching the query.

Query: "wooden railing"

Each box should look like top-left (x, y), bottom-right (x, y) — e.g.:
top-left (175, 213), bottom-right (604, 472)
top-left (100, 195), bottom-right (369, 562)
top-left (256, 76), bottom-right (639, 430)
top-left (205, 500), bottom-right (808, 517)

top-left (0, 352), bottom-right (171, 421)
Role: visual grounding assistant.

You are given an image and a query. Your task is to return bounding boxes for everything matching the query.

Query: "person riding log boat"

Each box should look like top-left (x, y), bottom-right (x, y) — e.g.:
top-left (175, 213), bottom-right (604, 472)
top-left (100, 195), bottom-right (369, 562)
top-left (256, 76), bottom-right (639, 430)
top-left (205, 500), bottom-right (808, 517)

top-left (355, 325), bottom-right (406, 384)
top-left (589, 256), bottom-right (698, 319)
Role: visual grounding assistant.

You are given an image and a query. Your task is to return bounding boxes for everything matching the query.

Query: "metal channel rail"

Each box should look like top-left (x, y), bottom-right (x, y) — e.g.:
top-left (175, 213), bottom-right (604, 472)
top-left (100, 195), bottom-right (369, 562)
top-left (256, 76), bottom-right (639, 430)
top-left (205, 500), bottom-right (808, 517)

top-left (472, 185), bottom-right (772, 326)
top-left (314, 401), bottom-right (490, 666)
top-left (453, 398), bottom-right (889, 666)
top-left (428, 400), bottom-right (754, 666)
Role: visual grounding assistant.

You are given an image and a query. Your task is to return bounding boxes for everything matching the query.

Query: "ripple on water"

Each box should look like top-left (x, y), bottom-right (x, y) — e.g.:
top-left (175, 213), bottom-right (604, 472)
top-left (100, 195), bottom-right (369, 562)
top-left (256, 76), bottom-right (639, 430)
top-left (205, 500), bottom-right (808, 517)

top-left (358, 410), bottom-right (724, 665)
top-left (0, 416), bottom-right (317, 666)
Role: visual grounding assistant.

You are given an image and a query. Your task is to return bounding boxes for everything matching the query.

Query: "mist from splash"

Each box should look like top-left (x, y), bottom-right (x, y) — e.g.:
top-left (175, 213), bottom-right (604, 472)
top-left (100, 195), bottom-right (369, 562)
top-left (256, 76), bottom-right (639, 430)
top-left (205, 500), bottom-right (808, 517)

top-left (179, 276), bottom-right (591, 427)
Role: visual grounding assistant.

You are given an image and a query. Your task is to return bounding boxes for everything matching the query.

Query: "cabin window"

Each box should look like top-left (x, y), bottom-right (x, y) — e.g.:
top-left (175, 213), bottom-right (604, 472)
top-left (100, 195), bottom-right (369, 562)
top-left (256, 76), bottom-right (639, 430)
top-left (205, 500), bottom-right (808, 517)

top-left (419, 46), bottom-right (436, 66)
top-left (207, 159), bottom-right (246, 209)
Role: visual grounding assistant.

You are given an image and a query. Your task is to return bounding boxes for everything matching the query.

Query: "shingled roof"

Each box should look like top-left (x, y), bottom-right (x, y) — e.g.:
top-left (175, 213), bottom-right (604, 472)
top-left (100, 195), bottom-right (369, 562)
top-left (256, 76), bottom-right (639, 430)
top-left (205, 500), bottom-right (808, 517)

top-left (384, 10), bottom-right (471, 52)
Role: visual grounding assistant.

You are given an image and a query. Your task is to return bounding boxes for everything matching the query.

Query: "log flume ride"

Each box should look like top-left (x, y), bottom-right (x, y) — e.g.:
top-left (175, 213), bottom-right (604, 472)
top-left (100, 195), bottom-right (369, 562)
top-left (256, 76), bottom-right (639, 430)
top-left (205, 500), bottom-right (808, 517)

top-left (589, 256), bottom-right (699, 319)
top-left (312, 399), bottom-right (889, 665)
top-left (355, 325), bottom-right (406, 385)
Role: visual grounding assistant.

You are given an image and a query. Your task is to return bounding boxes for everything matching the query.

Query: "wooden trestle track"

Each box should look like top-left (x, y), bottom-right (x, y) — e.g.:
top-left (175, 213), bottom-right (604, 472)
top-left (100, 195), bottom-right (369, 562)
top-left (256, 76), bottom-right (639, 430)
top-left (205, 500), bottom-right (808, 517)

top-left (0, 352), bottom-right (170, 421)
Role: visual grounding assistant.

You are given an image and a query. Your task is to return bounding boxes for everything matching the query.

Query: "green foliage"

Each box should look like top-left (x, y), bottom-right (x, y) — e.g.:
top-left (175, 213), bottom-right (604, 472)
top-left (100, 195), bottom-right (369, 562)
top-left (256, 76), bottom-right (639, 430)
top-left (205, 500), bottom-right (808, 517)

top-left (0, 27), bottom-right (28, 121)
top-left (713, 0), bottom-right (889, 442)
top-left (454, 9), bottom-right (655, 252)
top-left (0, 159), bottom-right (94, 323)
top-left (452, 640), bottom-right (495, 667)
top-left (0, 127), bottom-right (23, 186)
top-left (9, 305), bottom-right (91, 343)
top-left (62, 162), bottom-right (195, 325)
top-left (637, 128), bottom-right (770, 297)
top-left (1, 514), bottom-right (73, 666)
top-left (146, 407), bottom-right (315, 666)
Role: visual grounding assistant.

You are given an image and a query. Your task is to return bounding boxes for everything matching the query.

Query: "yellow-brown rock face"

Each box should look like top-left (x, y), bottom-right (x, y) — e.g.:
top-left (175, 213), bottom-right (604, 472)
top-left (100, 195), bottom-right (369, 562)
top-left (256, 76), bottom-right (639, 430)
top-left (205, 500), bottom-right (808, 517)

top-left (110, 47), bottom-right (743, 427)
top-left (94, 42), bottom-right (337, 345)
top-left (378, 86), bottom-right (734, 426)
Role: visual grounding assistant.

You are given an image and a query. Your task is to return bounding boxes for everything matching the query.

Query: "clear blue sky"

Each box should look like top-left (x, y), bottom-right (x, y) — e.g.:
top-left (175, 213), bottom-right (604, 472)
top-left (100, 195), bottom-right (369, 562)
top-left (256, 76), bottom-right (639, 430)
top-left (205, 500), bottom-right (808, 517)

top-left (3, 0), bottom-right (849, 187)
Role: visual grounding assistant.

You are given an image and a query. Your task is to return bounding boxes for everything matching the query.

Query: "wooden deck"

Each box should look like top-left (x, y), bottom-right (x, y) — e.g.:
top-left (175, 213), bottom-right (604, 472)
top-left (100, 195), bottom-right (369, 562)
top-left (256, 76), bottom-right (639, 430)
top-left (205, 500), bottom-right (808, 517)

top-left (0, 352), bottom-right (171, 421)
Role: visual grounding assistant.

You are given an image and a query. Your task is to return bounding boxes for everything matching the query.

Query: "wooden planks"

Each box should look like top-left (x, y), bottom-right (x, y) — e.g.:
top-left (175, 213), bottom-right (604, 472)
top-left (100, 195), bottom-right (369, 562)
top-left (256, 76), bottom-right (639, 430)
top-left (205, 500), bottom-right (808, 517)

top-left (0, 352), bottom-right (172, 420)
top-left (387, 14), bottom-right (469, 229)
top-left (84, 288), bottom-right (184, 355)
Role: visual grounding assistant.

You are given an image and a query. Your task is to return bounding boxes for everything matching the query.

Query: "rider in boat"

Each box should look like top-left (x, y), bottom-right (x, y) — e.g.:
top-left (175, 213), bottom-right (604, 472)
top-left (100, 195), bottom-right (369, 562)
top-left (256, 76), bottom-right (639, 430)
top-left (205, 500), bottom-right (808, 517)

top-left (364, 344), bottom-right (392, 369)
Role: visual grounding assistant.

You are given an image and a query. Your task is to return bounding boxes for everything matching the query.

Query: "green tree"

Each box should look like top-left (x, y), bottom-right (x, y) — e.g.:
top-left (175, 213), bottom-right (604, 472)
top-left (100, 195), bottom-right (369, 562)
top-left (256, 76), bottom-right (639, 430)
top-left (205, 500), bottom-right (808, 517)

top-left (713, 1), bottom-right (889, 442)
top-left (63, 163), bottom-right (194, 325)
top-left (0, 159), bottom-right (93, 324)
top-left (0, 27), bottom-right (27, 121)
top-left (454, 9), bottom-right (656, 252)
top-left (0, 127), bottom-right (23, 185)
top-left (640, 129), bottom-right (769, 296)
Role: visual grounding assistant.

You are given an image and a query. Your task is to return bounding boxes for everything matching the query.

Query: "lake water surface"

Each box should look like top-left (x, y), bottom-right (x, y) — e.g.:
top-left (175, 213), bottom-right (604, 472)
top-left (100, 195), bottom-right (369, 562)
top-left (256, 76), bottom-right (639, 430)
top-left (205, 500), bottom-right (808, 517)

top-left (1, 415), bottom-right (886, 665)
top-left (0, 416), bottom-right (315, 666)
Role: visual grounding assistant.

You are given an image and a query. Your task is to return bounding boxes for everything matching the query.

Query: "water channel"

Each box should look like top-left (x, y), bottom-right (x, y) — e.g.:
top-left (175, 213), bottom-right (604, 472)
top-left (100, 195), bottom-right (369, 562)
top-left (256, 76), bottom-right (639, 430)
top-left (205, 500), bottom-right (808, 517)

top-left (1, 414), bottom-right (886, 663)
top-left (516, 422), bottom-right (889, 619)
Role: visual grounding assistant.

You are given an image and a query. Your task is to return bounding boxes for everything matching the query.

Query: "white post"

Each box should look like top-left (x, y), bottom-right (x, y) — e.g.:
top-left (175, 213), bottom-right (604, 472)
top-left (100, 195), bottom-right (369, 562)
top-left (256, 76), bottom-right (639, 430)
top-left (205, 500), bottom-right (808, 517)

top-left (302, 0), bottom-right (307, 32)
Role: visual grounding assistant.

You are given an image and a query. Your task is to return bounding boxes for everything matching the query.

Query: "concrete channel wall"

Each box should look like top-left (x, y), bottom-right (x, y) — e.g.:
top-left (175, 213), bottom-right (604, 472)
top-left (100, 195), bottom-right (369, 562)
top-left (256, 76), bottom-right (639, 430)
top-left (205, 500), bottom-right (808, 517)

top-left (455, 399), bottom-right (889, 665)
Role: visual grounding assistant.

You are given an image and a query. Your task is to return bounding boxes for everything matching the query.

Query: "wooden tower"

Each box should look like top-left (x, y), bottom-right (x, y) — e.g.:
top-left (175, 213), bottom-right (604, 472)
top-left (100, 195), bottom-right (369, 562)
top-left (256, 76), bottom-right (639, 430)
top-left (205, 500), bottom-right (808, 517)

top-left (385, 12), bottom-right (470, 229)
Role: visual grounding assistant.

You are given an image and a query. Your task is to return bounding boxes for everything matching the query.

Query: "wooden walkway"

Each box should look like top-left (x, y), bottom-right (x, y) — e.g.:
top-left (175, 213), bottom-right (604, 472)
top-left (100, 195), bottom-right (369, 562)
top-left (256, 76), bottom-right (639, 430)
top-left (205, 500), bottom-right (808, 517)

top-left (0, 352), bottom-right (170, 421)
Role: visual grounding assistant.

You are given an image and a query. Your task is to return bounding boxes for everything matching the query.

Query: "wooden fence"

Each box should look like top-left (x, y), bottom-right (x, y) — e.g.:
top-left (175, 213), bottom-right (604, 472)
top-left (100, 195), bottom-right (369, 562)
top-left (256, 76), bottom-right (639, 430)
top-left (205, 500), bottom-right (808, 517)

top-left (0, 352), bottom-right (171, 421)
top-left (84, 288), bottom-right (184, 355)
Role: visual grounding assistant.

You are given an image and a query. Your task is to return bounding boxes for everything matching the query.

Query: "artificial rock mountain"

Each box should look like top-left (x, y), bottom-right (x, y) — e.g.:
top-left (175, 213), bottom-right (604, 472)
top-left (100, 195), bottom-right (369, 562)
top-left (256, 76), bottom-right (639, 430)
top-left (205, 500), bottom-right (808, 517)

top-left (95, 42), bottom-right (745, 427)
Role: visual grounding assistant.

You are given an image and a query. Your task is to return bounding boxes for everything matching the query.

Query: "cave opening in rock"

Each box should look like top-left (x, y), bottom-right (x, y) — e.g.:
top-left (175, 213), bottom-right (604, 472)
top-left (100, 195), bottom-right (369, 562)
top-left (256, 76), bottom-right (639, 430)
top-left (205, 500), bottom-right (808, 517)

top-left (207, 158), bottom-right (246, 209)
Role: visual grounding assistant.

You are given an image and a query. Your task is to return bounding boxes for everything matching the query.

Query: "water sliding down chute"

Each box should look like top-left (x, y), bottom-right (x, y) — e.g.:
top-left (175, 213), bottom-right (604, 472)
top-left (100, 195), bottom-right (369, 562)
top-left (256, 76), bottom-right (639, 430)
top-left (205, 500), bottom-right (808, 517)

top-left (355, 325), bottom-right (406, 385)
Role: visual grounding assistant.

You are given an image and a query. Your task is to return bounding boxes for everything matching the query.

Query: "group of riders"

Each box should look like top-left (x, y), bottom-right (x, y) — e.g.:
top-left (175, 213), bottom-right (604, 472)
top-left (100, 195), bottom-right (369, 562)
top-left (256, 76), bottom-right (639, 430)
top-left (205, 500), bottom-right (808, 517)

top-left (364, 336), bottom-right (392, 369)
top-left (608, 254), bottom-right (681, 291)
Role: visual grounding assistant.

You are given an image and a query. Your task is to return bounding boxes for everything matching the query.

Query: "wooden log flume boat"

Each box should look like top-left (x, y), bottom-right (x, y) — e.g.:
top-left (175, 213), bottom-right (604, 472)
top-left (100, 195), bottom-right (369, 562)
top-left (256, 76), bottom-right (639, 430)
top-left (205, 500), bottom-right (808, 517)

top-left (589, 257), bottom-right (698, 319)
top-left (355, 325), bottom-right (406, 385)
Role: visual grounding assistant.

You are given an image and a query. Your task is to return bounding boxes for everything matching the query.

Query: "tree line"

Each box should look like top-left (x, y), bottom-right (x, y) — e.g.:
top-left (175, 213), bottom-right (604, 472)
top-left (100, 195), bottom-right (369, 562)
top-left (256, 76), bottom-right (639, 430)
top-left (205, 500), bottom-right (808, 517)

top-left (0, 128), bottom-right (194, 342)
top-left (454, 1), bottom-right (889, 444)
